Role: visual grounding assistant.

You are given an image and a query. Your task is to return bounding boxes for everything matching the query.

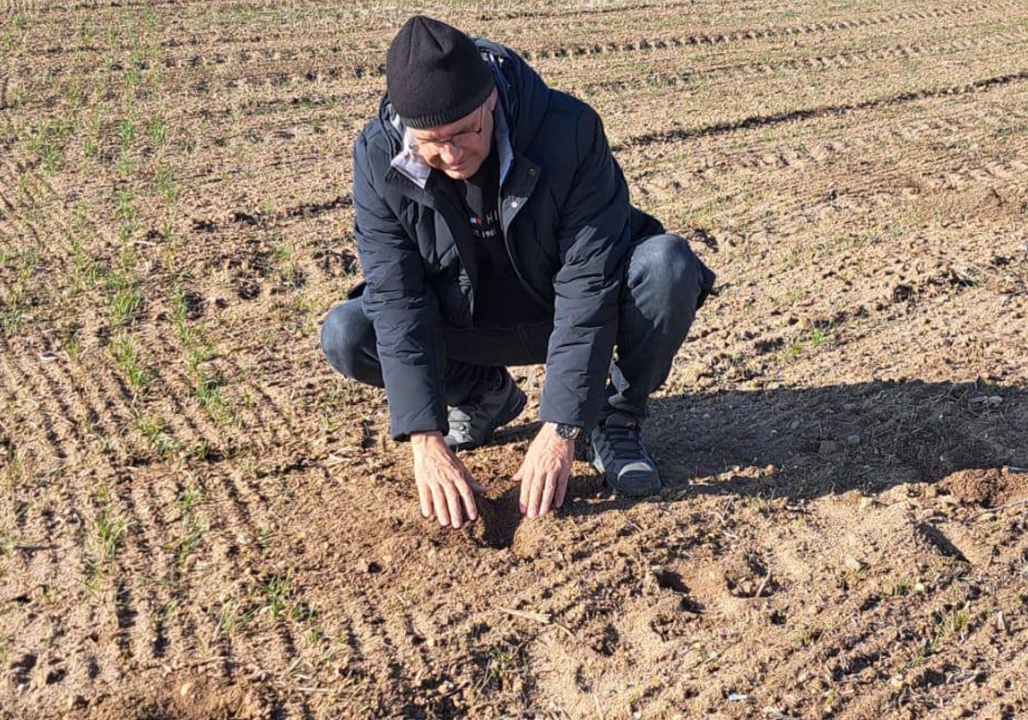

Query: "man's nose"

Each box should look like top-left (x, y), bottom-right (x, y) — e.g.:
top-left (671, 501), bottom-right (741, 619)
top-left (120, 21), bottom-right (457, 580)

top-left (439, 142), bottom-right (463, 164)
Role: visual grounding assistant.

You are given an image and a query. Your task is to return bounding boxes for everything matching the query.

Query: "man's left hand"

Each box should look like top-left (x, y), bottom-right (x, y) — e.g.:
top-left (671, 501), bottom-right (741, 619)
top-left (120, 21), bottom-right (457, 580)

top-left (516, 426), bottom-right (575, 518)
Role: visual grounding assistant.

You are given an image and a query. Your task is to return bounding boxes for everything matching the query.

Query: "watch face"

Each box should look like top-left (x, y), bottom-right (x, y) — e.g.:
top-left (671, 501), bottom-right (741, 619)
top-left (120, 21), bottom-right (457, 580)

top-left (553, 423), bottom-right (579, 439)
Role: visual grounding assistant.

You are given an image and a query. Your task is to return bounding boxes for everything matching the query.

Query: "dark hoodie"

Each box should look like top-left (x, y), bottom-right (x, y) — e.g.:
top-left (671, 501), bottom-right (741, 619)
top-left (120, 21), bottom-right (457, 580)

top-left (351, 40), bottom-right (695, 440)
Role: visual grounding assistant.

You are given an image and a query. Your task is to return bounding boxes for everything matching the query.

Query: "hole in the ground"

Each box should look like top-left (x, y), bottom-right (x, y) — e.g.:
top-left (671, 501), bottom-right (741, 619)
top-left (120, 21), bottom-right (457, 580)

top-left (471, 493), bottom-right (521, 549)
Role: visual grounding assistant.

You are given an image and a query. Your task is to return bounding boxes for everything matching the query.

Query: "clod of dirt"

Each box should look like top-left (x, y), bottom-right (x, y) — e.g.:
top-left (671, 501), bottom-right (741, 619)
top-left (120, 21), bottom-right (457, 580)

top-left (938, 468), bottom-right (1005, 506)
top-left (892, 283), bottom-right (915, 302)
top-left (843, 556), bottom-right (866, 572)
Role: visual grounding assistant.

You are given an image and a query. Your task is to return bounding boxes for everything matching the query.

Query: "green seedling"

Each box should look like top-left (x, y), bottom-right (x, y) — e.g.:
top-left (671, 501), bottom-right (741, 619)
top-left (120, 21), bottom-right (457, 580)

top-left (134, 411), bottom-right (176, 459)
top-left (147, 118), bottom-right (166, 147)
top-left (810, 325), bottom-right (833, 348)
top-left (85, 509), bottom-right (128, 578)
top-left (194, 370), bottom-right (227, 413)
top-left (212, 597), bottom-right (252, 639)
top-left (110, 333), bottom-right (150, 393)
top-left (105, 273), bottom-right (144, 327)
top-left (117, 119), bottom-right (136, 148)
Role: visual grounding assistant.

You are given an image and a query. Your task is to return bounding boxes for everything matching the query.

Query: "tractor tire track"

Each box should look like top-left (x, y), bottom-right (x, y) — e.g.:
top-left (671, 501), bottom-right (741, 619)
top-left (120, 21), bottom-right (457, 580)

top-left (477, 0), bottom-right (698, 22)
top-left (0, 351), bottom-right (70, 474)
top-left (617, 68), bottom-right (1028, 150)
top-left (520, 3), bottom-right (1002, 61)
top-left (637, 96), bottom-right (1028, 241)
top-left (581, 30), bottom-right (1028, 96)
top-left (635, 100), bottom-right (1028, 226)
top-left (145, 330), bottom-right (247, 457)
top-left (23, 3), bottom-right (1013, 90)
top-left (208, 354), bottom-right (296, 450)
top-left (120, 467), bottom-right (198, 665)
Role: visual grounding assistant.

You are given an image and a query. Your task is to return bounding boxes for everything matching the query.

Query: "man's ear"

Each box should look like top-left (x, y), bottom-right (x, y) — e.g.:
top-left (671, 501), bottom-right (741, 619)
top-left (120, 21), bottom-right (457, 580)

top-left (488, 87), bottom-right (499, 111)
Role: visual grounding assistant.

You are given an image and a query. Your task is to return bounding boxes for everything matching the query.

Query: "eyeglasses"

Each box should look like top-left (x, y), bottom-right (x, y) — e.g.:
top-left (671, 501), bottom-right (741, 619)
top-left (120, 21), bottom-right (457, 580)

top-left (408, 104), bottom-right (486, 156)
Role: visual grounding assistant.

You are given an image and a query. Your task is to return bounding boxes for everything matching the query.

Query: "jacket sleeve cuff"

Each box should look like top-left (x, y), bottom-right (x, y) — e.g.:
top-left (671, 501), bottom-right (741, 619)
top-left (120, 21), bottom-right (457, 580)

top-left (389, 413), bottom-right (448, 442)
top-left (537, 399), bottom-right (595, 433)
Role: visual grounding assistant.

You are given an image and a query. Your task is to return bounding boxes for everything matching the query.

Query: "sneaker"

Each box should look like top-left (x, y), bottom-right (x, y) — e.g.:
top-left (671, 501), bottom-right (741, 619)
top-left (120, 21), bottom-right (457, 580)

top-left (588, 413), bottom-right (661, 496)
top-left (444, 371), bottom-right (527, 451)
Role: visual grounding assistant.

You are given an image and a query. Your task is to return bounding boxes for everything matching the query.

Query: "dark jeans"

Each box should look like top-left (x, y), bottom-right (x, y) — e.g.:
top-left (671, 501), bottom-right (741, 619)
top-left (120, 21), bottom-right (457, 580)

top-left (320, 234), bottom-right (711, 421)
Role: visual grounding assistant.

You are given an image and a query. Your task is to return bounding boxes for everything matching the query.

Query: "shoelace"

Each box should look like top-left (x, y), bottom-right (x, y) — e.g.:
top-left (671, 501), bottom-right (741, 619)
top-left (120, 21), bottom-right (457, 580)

top-left (604, 422), bottom-right (645, 459)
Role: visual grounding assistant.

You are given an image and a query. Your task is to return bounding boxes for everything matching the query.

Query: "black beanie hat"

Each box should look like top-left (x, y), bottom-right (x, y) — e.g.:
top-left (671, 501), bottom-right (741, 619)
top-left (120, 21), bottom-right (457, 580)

top-left (386, 15), bottom-right (495, 129)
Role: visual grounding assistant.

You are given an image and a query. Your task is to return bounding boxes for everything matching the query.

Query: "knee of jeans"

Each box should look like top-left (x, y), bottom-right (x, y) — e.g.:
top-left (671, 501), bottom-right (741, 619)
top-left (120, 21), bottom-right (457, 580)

top-left (630, 234), bottom-right (702, 302)
top-left (320, 303), bottom-right (365, 379)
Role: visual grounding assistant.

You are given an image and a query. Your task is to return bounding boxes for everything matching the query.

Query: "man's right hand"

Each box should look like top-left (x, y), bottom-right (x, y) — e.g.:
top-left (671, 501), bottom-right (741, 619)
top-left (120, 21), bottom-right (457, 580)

top-left (410, 431), bottom-right (485, 529)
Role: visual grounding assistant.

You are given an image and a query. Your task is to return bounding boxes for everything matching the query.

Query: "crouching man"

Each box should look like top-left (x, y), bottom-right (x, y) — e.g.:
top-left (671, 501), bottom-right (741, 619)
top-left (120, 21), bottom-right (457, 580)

top-left (321, 16), bottom-right (715, 528)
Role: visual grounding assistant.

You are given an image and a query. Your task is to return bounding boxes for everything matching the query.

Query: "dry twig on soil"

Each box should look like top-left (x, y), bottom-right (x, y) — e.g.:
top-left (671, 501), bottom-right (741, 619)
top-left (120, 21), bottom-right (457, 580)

top-left (973, 497), bottom-right (1028, 519)
top-left (495, 606), bottom-right (574, 638)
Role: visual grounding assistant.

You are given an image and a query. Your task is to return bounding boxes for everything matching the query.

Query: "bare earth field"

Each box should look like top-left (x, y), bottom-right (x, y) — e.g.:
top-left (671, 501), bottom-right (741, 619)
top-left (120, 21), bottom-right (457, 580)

top-left (2, 1), bottom-right (1027, 718)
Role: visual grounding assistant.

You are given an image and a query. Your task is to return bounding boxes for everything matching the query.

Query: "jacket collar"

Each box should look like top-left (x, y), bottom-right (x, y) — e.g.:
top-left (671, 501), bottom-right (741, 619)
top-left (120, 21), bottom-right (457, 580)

top-left (388, 114), bottom-right (431, 188)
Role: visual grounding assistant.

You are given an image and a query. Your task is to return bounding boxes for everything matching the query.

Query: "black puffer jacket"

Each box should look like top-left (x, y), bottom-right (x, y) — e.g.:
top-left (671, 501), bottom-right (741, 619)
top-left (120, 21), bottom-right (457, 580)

top-left (352, 40), bottom-right (669, 440)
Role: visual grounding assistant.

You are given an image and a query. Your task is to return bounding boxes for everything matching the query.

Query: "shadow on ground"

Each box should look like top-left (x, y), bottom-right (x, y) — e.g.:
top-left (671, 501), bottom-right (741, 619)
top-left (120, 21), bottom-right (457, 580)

top-left (535, 378), bottom-right (1028, 519)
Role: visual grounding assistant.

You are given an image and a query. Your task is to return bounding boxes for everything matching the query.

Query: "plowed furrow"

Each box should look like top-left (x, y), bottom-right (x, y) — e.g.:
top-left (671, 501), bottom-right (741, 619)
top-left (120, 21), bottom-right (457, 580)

top-left (171, 150), bottom-right (350, 190)
top-left (521, 3), bottom-right (1000, 60)
top-left (208, 355), bottom-right (294, 448)
top-left (638, 117), bottom-right (1028, 239)
top-left (178, 91), bottom-right (368, 121)
top-left (0, 0), bottom-right (30, 23)
top-left (177, 87), bottom-right (378, 126)
top-left (23, 354), bottom-right (114, 468)
top-left (921, 152), bottom-right (1028, 192)
top-left (47, 0), bottom-right (192, 14)
top-left (147, 331), bottom-right (245, 451)
top-left (0, 352), bottom-right (69, 473)
top-left (618, 68), bottom-right (1028, 150)
top-left (0, 188), bottom-right (43, 249)
top-left (342, 588), bottom-right (419, 700)
top-left (478, 0), bottom-right (696, 22)
top-left (582, 31), bottom-right (1028, 95)
top-left (66, 361), bottom-right (137, 466)
top-left (140, 359), bottom-right (232, 458)
top-left (209, 468), bottom-right (274, 541)
top-left (121, 468), bottom-right (196, 664)
top-left (2, 520), bottom-right (69, 602)
top-left (0, 157), bottom-right (71, 266)
top-left (778, 129), bottom-right (1024, 209)
top-left (637, 94), bottom-right (1023, 186)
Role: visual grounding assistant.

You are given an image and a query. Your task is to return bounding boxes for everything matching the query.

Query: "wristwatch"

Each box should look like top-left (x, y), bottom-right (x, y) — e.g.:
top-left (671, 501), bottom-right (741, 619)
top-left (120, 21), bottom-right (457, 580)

top-left (548, 422), bottom-right (581, 440)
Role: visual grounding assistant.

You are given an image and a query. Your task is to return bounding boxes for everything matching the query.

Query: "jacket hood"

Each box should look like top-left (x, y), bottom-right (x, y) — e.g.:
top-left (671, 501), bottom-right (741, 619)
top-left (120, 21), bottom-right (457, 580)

top-left (475, 39), bottom-right (550, 153)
